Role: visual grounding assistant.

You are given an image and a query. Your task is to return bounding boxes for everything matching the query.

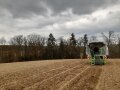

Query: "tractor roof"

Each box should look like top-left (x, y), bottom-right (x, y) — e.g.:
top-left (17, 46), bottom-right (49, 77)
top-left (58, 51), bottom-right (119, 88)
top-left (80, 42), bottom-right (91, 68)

top-left (88, 42), bottom-right (106, 47)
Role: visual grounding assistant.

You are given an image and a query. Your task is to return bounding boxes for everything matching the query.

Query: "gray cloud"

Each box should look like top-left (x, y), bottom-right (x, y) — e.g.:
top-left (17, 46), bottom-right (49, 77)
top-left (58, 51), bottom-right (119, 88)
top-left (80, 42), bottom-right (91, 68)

top-left (0, 0), bottom-right (120, 40)
top-left (0, 0), bottom-right (119, 18)
top-left (45, 0), bottom-right (118, 15)
top-left (0, 0), bottom-right (47, 18)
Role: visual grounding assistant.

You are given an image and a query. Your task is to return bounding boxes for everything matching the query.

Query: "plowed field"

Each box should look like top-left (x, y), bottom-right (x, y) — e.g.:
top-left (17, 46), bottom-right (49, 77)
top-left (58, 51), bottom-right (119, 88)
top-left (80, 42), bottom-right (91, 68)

top-left (0, 59), bottom-right (120, 90)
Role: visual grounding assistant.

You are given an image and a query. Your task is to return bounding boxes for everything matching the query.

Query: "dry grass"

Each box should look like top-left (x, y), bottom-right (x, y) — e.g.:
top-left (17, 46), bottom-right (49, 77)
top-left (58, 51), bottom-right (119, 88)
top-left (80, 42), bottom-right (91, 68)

top-left (0, 59), bottom-right (120, 90)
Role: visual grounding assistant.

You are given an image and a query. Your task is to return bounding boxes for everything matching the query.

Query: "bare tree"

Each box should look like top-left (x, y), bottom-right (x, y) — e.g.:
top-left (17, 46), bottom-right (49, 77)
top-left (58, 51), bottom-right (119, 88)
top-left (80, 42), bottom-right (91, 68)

top-left (27, 34), bottom-right (45, 59)
top-left (101, 31), bottom-right (114, 46)
top-left (9, 35), bottom-right (24, 61)
top-left (9, 35), bottom-right (24, 45)
top-left (118, 35), bottom-right (120, 58)
top-left (27, 34), bottom-right (45, 46)
top-left (0, 37), bottom-right (6, 62)
top-left (0, 37), bottom-right (6, 45)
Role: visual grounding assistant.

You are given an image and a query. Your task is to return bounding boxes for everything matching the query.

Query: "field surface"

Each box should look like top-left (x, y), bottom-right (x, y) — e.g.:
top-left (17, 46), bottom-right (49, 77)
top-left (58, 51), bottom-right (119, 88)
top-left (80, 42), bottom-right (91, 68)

top-left (0, 59), bottom-right (120, 90)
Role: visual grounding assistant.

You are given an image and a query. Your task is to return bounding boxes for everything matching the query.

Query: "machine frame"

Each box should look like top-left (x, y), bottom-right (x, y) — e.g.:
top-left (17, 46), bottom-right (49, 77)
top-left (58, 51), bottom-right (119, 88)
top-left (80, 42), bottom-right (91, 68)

top-left (86, 41), bottom-right (108, 65)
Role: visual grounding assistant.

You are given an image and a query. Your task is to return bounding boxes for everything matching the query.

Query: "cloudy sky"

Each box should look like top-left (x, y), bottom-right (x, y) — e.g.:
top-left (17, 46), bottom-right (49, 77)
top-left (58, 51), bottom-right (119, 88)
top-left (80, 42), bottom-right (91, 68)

top-left (0, 0), bottom-right (120, 39)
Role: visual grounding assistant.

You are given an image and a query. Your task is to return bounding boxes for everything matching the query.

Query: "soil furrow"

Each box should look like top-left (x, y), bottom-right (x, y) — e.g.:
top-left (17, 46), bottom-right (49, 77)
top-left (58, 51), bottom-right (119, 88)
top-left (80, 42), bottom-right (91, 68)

top-left (62, 66), bottom-right (102, 90)
top-left (0, 60), bottom-right (85, 90)
top-left (0, 59), bottom-right (120, 90)
top-left (59, 66), bottom-right (90, 90)
top-left (0, 60), bottom-right (81, 86)
top-left (24, 64), bottom-right (88, 90)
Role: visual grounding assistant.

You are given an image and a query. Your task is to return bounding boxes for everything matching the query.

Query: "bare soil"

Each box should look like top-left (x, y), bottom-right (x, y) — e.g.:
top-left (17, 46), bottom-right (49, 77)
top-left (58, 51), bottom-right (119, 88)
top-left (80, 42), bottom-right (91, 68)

top-left (0, 59), bottom-right (120, 90)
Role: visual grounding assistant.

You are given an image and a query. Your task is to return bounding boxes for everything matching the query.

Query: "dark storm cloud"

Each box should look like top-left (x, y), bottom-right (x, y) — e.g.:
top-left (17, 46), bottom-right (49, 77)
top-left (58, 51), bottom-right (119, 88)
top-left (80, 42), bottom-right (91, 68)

top-left (0, 0), bottom-right (46, 18)
top-left (0, 0), bottom-right (119, 18)
top-left (45, 0), bottom-right (118, 15)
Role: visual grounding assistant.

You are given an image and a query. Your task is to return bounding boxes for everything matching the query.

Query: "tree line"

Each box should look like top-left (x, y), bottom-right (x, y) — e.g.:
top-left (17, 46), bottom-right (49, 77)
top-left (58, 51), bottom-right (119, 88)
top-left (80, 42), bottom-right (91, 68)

top-left (0, 31), bottom-right (120, 63)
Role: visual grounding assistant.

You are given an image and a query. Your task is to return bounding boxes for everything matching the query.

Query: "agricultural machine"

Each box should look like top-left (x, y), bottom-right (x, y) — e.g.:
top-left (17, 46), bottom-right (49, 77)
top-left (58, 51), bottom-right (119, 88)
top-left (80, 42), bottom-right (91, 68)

top-left (86, 40), bottom-right (109, 65)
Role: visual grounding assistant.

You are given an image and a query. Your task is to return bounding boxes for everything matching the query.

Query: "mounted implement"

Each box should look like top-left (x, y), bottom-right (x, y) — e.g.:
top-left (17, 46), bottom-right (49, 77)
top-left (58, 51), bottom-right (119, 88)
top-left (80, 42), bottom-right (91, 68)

top-left (86, 41), bottom-right (109, 65)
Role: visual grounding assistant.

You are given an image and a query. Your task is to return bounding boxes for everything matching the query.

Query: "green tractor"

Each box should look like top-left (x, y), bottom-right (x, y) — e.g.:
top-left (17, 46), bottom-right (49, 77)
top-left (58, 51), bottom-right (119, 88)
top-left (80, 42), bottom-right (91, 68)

top-left (86, 41), bottom-right (109, 65)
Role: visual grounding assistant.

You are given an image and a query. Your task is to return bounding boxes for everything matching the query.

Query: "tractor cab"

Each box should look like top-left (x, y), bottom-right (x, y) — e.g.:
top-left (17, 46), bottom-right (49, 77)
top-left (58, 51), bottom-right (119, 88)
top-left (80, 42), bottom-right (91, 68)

top-left (86, 41), bottom-right (109, 65)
